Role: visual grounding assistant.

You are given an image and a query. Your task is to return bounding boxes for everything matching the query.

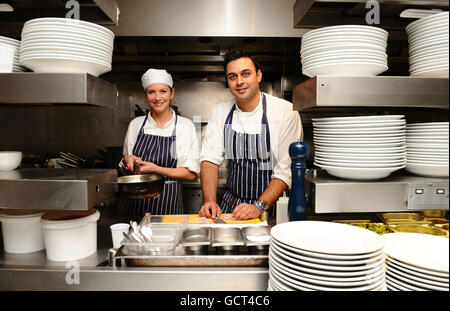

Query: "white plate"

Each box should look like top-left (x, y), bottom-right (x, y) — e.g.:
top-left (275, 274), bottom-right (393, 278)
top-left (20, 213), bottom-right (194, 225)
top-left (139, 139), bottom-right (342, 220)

top-left (301, 40), bottom-right (387, 52)
top-left (315, 157), bottom-right (405, 165)
top-left (406, 143), bottom-right (449, 149)
top-left (269, 255), bottom-right (386, 289)
top-left (315, 153), bottom-right (406, 161)
top-left (382, 233), bottom-right (449, 273)
top-left (269, 270), bottom-right (309, 291)
top-left (315, 145), bottom-right (406, 152)
top-left (406, 162), bottom-right (449, 177)
top-left (386, 264), bottom-right (449, 290)
top-left (385, 272), bottom-right (428, 291)
top-left (386, 256), bottom-right (449, 279)
top-left (20, 57), bottom-right (111, 77)
top-left (302, 33), bottom-right (387, 45)
top-left (316, 164), bottom-right (405, 180)
top-left (407, 152), bottom-right (449, 159)
top-left (22, 27), bottom-right (114, 45)
top-left (313, 128), bottom-right (406, 135)
top-left (314, 137), bottom-right (405, 144)
top-left (314, 142), bottom-right (405, 148)
top-left (409, 39), bottom-right (449, 55)
top-left (303, 62), bottom-right (388, 77)
top-left (23, 17), bottom-right (114, 38)
top-left (303, 54), bottom-right (387, 65)
top-left (315, 160), bottom-right (405, 168)
top-left (270, 243), bottom-right (385, 272)
top-left (314, 133), bottom-right (405, 139)
top-left (302, 46), bottom-right (386, 58)
top-left (303, 58), bottom-right (387, 68)
top-left (407, 148), bottom-right (448, 155)
top-left (303, 25), bottom-right (388, 39)
top-left (271, 235), bottom-right (384, 261)
top-left (20, 44), bottom-right (112, 59)
top-left (270, 221), bottom-right (383, 255)
top-left (407, 159), bottom-right (448, 165)
top-left (407, 133), bottom-right (449, 138)
top-left (20, 52), bottom-right (111, 66)
top-left (406, 11), bottom-right (449, 33)
top-left (312, 115), bottom-right (405, 123)
top-left (407, 122), bottom-right (448, 128)
top-left (313, 120), bottom-right (405, 128)
top-left (269, 257), bottom-right (385, 291)
top-left (406, 139), bottom-right (449, 144)
top-left (270, 241), bottom-right (384, 267)
top-left (411, 68), bottom-right (449, 78)
top-left (386, 269), bottom-right (447, 291)
top-left (20, 37), bottom-right (113, 53)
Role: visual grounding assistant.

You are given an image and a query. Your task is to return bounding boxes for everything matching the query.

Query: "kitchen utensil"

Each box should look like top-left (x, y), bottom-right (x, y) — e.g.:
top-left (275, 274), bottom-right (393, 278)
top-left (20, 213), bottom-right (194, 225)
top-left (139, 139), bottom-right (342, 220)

top-left (110, 223), bottom-right (130, 248)
top-left (213, 216), bottom-right (226, 224)
top-left (0, 151), bottom-right (22, 170)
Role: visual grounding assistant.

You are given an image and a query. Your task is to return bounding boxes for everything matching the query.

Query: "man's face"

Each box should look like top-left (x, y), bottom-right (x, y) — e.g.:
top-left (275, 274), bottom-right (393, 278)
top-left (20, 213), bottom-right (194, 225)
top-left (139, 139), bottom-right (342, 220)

top-left (226, 57), bottom-right (262, 104)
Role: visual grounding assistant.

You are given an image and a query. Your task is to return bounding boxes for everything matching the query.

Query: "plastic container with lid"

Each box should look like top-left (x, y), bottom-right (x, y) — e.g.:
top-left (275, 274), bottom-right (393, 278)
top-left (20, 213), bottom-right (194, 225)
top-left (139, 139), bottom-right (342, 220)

top-left (40, 208), bottom-right (100, 261)
top-left (0, 209), bottom-right (45, 254)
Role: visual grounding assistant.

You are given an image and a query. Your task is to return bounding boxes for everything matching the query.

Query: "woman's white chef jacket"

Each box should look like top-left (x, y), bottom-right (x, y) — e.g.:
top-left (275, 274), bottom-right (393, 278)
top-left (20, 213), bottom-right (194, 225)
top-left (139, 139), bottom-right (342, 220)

top-left (201, 92), bottom-right (303, 188)
top-left (122, 108), bottom-right (200, 175)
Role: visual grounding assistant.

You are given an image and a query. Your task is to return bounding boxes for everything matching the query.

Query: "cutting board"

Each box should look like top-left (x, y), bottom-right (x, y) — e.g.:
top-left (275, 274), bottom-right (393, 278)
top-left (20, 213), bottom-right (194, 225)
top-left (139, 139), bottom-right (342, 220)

top-left (160, 214), bottom-right (262, 225)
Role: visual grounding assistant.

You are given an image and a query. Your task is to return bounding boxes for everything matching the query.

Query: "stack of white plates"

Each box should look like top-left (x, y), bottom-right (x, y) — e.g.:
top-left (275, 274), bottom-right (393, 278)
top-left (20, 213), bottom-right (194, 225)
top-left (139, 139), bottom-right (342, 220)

top-left (0, 36), bottom-right (28, 72)
top-left (300, 25), bottom-right (389, 77)
top-left (268, 221), bottom-right (386, 291)
top-left (312, 115), bottom-right (407, 180)
top-left (406, 122), bottom-right (449, 177)
top-left (406, 11), bottom-right (449, 78)
top-left (20, 18), bottom-right (114, 77)
top-left (382, 233), bottom-right (449, 291)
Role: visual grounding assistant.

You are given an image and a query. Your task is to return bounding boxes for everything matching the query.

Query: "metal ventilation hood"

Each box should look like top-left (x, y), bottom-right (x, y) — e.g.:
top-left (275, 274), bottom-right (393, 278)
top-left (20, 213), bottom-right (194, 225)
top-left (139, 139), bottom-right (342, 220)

top-left (0, 73), bottom-right (118, 109)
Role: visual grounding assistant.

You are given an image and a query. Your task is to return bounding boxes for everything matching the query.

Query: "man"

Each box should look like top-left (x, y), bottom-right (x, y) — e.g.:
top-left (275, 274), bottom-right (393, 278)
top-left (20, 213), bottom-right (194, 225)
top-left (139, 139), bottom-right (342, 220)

top-left (199, 49), bottom-right (303, 220)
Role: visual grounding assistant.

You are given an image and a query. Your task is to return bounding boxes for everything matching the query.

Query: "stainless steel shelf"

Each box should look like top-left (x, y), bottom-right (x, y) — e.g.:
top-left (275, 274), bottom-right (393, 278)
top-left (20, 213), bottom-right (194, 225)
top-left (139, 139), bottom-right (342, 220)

top-left (0, 168), bottom-right (117, 211)
top-left (293, 76), bottom-right (449, 111)
top-left (0, 73), bottom-right (118, 109)
top-left (306, 169), bottom-right (449, 213)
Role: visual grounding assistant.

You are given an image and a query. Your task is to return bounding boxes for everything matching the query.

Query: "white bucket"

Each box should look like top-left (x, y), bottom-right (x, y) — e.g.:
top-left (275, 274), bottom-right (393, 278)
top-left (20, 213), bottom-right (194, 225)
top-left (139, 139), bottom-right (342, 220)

top-left (0, 210), bottom-right (45, 254)
top-left (40, 208), bottom-right (100, 262)
top-left (0, 43), bottom-right (15, 73)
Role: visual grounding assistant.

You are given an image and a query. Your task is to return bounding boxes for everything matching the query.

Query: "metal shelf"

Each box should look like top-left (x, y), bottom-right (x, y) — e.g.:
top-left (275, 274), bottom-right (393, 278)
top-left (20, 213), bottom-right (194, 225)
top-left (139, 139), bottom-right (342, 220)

top-left (306, 169), bottom-right (449, 213)
top-left (293, 76), bottom-right (449, 111)
top-left (0, 73), bottom-right (118, 109)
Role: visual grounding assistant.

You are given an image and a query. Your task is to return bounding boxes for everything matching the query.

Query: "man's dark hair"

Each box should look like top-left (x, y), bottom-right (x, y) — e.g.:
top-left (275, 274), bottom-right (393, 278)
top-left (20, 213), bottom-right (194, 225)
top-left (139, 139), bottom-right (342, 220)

top-left (223, 49), bottom-right (261, 73)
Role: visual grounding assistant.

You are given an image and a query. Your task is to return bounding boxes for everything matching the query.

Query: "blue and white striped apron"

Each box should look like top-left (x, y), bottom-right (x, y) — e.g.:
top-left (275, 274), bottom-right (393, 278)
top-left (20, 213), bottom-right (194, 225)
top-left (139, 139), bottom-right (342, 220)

top-left (118, 113), bottom-right (184, 217)
top-left (220, 94), bottom-right (277, 213)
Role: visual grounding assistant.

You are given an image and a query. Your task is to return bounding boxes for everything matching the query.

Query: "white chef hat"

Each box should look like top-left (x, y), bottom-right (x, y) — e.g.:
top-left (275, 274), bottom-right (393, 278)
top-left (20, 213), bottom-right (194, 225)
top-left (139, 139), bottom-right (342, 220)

top-left (141, 68), bottom-right (173, 90)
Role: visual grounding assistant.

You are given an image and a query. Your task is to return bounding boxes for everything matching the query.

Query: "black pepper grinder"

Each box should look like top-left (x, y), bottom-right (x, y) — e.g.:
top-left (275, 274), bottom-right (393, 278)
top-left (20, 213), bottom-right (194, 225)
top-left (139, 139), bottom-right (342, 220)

top-left (288, 141), bottom-right (309, 221)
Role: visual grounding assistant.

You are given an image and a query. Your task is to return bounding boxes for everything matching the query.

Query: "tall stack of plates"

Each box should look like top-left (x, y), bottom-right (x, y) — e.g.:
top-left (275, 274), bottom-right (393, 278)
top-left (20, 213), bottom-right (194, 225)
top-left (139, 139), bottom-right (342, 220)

top-left (382, 233), bottom-right (449, 291)
top-left (0, 36), bottom-right (28, 72)
top-left (300, 25), bottom-right (389, 77)
top-left (406, 11), bottom-right (449, 78)
top-left (20, 18), bottom-right (114, 77)
top-left (268, 221), bottom-right (386, 291)
top-left (406, 122), bottom-right (449, 177)
top-left (312, 115), bottom-right (407, 180)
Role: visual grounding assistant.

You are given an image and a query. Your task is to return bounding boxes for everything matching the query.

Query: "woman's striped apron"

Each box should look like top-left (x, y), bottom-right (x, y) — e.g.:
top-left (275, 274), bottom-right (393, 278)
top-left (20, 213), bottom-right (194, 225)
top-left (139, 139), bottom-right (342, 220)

top-left (118, 113), bottom-right (183, 217)
top-left (220, 94), bottom-right (276, 213)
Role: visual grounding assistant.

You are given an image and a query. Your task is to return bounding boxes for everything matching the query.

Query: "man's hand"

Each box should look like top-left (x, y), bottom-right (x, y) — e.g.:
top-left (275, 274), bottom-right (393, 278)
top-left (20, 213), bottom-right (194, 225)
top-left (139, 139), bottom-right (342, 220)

top-left (232, 203), bottom-right (261, 220)
top-left (135, 158), bottom-right (160, 174)
top-left (199, 201), bottom-right (222, 218)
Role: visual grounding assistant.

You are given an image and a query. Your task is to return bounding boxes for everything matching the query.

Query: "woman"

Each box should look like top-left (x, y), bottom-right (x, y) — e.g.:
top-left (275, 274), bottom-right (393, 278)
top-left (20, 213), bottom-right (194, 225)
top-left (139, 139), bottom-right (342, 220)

top-left (118, 68), bottom-right (200, 217)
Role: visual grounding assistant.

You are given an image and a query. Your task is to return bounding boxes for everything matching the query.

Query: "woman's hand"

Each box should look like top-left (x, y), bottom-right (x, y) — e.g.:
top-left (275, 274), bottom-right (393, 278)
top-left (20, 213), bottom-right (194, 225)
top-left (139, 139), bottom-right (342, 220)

top-left (232, 203), bottom-right (261, 220)
top-left (134, 158), bottom-right (160, 174)
top-left (123, 155), bottom-right (141, 173)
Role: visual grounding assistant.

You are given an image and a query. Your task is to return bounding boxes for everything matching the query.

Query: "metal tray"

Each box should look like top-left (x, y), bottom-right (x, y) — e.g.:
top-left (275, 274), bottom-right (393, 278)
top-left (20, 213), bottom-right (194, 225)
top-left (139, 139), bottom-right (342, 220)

top-left (113, 245), bottom-right (268, 267)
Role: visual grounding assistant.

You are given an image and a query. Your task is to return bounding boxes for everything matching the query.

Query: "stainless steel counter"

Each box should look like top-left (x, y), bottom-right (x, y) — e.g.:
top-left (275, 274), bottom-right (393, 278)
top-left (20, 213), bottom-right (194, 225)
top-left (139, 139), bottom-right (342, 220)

top-left (0, 248), bottom-right (269, 291)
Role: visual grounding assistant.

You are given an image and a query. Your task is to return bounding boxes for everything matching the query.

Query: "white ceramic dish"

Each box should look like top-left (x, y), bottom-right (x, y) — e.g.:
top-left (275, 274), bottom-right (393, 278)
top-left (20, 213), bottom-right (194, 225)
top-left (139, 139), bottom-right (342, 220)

top-left (20, 57), bottom-right (111, 76)
top-left (302, 46), bottom-right (386, 58)
top-left (315, 152), bottom-right (406, 159)
top-left (314, 133), bottom-right (405, 139)
top-left (314, 142), bottom-right (405, 149)
top-left (315, 157), bottom-right (405, 165)
top-left (316, 163), bottom-right (405, 180)
top-left (22, 27), bottom-right (114, 46)
top-left (269, 254), bottom-right (386, 289)
top-left (407, 122), bottom-right (448, 128)
top-left (315, 145), bottom-right (406, 153)
top-left (270, 221), bottom-right (383, 255)
top-left (406, 11), bottom-right (449, 33)
top-left (313, 120), bottom-right (405, 128)
top-left (406, 139), bottom-right (449, 144)
top-left (303, 25), bottom-right (388, 38)
top-left (303, 52), bottom-right (387, 63)
top-left (407, 152), bottom-right (449, 159)
top-left (20, 37), bottom-right (113, 53)
top-left (0, 151), bottom-right (22, 170)
top-left (269, 257), bottom-right (385, 291)
top-left (411, 68), bottom-right (449, 78)
top-left (301, 40), bottom-right (386, 53)
top-left (386, 264), bottom-right (448, 290)
top-left (312, 115), bottom-right (405, 123)
top-left (385, 271), bottom-right (428, 291)
top-left (314, 136), bottom-right (405, 143)
top-left (385, 256), bottom-right (449, 279)
top-left (303, 63), bottom-right (388, 77)
top-left (407, 149), bottom-right (449, 155)
top-left (271, 235), bottom-right (384, 261)
top-left (315, 160), bottom-right (405, 168)
top-left (406, 143), bottom-right (449, 149)
top-left (302, 33), bottom-right (387, 45)
top-left (382, 233), bottom-right (449, 273)
top-left (406, 162), bottom-right (449, 177)
top-left (20, 44), bottom-right (112, 60)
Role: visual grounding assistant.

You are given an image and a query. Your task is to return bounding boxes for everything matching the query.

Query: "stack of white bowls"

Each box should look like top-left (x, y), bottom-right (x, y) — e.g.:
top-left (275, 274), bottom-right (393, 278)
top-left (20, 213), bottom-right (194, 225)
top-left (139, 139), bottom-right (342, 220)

top-left (406, 11), bottom-right (449, 78)
top-left (300, 25), bottom-right (389, 77)
top-left (268, 221), bottom-right (386, 291)
top-left (406, 122), bottom-right (449, 177)
top-left (0, 36), bottom-right (27, 72)
top-left (20, 18), bottom-right (114, 77)
top-left (312, 115), bottom-right (407, 180)
top-left (382, 233), bottom-right (449, 291)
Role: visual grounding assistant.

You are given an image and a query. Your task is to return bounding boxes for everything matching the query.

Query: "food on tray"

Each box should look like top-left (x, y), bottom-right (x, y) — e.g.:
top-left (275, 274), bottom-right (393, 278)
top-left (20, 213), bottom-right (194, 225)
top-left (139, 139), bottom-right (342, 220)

top-left (352, 223), bottom-right (394, 235)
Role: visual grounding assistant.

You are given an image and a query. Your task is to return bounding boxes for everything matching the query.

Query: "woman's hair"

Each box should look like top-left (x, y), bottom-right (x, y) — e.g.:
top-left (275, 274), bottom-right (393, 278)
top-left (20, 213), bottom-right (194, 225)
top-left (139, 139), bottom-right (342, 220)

top-left (223, 49), bottom-right (261, 73)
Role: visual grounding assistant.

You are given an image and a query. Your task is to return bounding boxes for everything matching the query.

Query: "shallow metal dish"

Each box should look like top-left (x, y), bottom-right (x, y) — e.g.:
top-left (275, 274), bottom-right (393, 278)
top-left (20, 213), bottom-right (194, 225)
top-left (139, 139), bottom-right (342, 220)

top-left (180, 227), bottom-right (211, 255)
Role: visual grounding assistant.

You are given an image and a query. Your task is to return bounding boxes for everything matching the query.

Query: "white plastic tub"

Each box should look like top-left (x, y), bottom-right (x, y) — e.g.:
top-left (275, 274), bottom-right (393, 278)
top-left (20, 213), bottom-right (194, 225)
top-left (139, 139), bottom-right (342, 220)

top-left (40, 208), bottom-right (100, 261)
top-left (0, 210), bottom-right (45, 253)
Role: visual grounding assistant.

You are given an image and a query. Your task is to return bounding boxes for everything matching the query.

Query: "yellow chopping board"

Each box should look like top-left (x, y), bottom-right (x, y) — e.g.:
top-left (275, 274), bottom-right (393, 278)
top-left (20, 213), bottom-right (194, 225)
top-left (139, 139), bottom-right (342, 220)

top-left (160, 214), bottom-right (262, 225)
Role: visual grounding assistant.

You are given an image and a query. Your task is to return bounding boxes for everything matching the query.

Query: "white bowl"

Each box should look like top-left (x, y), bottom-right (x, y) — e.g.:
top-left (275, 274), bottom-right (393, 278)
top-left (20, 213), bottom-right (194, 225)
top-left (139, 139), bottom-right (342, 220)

top-left (303, 62), bottom-right (388, 77)
top-left (0, 151), bottom-right (22, 170)
top-left (20, 57), bottom-right (111, 76)
top-left (406, 11), bottom-right (449, 33)
top-left (315, 163), bottom-right (405, 180)
top-left (405, 162), bottom-right (449, 177)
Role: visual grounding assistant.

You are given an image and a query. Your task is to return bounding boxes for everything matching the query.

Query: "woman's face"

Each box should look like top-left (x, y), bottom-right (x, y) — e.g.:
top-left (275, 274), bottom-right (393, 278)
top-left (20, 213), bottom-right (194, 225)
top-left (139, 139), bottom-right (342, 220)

top-left (145, 83), bottom-right (174, 115)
